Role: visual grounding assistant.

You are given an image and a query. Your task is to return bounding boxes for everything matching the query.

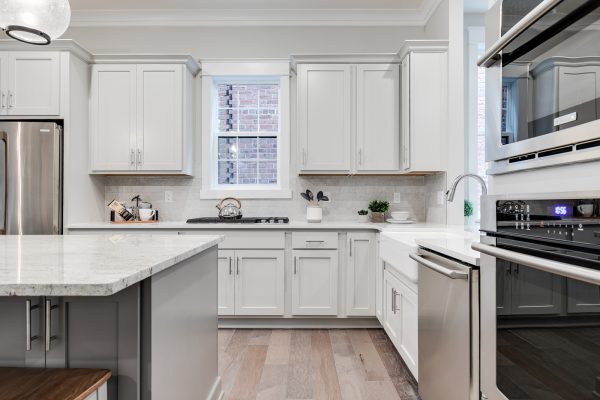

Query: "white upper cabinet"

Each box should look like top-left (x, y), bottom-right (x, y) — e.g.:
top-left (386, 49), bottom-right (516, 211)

top-left (297, 64), bottom-right (352, 172)
top-left (0, 54), bottom-right (7, 114)
top-left (399, 42), bottom-right (448, 172)
top-left (0, 52), bottom-right (60, 116)
top-left (136, 64), bottom-right (184, 171)
top-left (356, 64), bottom-right (400, 171)
top-left (90, 56), bottom-right (199, 175)
top-left (295, 57), bottom-right (401, 174)
top-left (90, 64), bottom-right (137, 172)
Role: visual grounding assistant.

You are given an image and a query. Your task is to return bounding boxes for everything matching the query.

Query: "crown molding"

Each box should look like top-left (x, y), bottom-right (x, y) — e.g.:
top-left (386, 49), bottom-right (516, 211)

top-left (0, 39), bottom-right (93, 63)
top-left (70, 2), bottom-right (446, 28)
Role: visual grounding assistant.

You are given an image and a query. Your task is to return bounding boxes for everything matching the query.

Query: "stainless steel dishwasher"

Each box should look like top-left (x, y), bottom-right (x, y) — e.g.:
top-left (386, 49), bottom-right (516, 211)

top-left (409, 249), bottom-right (479, 400)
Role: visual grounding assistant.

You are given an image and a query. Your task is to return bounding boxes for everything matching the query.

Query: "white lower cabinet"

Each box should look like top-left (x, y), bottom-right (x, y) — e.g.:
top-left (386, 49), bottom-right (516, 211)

top-left (292, 250), bottom-right (339, 315)
top-left (383, 268), bottom-right (418, 380)
top-left (217, 250), bottom-right (235, 316)
top-left (346, 233), bottom-right (376, 316)
top-left (218, 249), bottom-right (285, 316)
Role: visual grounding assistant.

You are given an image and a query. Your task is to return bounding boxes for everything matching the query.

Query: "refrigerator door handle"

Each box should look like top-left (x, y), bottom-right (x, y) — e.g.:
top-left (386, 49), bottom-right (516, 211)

top-left (0, 131), bottom-right (6, 235)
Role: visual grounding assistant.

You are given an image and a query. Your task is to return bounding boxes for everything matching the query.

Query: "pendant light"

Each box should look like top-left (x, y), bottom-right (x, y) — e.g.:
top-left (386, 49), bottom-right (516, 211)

top-left (0, 0), bottom-right (71, 45)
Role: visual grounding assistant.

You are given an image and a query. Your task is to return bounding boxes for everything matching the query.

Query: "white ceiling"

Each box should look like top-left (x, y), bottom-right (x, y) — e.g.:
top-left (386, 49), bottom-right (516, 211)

top-left (69, 0), bottom-right (427, 11)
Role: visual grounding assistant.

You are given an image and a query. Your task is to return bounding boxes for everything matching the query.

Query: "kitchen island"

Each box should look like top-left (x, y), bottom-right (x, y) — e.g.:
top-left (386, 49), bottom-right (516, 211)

top-left (0, 234), bottom-right (223, 400)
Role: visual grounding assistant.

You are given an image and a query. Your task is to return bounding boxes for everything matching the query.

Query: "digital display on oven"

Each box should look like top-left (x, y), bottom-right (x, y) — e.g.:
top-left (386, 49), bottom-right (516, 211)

top-left (551, 205), bottom-right (571, 218)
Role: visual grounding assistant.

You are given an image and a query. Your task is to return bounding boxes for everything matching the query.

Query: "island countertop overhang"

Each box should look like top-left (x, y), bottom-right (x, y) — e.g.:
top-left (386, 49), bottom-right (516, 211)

top-left (0, 234), bottom-right (223, 296)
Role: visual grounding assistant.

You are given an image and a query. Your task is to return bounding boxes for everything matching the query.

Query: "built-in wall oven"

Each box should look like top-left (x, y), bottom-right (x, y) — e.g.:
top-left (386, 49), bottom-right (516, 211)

top-left (482, 0), bottom-right (600, 173)
top-left (475, 193), bottom-right (600, 400)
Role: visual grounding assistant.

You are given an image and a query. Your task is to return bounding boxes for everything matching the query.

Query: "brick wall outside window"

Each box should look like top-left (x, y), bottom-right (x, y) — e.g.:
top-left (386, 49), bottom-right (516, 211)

top-left (215, 82), bottom-right (280, 185)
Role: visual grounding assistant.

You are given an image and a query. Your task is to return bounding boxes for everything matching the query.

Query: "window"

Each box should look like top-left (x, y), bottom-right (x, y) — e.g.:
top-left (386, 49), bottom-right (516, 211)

top-left (216, 82), bottom-right (280, 185)
top-left (201, 62), bottom-right (290, 199)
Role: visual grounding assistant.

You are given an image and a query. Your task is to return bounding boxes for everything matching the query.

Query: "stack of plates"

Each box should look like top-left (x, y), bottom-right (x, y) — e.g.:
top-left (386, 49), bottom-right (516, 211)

top-left (386, 219), bottom-right (416, 224)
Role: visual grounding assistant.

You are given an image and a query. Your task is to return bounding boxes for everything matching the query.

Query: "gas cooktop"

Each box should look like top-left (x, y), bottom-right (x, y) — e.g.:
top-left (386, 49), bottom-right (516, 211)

top-left (186, 217), bottom-right (289, 224)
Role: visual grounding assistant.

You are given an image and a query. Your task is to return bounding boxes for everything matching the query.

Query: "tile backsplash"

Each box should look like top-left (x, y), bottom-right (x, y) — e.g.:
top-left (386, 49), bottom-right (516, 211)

top-left (104, 173), bottom-right (447, 223)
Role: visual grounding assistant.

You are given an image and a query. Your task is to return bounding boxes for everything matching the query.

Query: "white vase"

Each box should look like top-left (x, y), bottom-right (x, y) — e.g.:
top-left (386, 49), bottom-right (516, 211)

top-left (306, 206), bottom-right (322, 223)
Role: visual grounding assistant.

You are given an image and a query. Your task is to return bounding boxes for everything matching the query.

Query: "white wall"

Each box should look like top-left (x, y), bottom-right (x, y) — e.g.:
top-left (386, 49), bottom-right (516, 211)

top-left (425, 0), bottom-right (450, 39)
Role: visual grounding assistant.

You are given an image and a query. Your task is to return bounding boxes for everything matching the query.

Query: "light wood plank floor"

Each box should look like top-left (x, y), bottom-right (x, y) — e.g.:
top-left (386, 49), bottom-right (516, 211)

top-left (219, 328), bottom-right (420, 400)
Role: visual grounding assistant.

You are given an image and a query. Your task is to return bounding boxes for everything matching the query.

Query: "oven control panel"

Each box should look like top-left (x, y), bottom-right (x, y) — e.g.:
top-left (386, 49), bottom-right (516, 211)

top-left (496, 199), bottom-right (600, 244)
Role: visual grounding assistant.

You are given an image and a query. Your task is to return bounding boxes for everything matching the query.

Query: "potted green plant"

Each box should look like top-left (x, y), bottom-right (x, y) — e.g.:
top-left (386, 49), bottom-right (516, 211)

top-left (464, 200), bottom-right (474, 226)
top-left (368, 200), bottom-right (389, 223)
top-left (357, 209), bottom-right (369, 223)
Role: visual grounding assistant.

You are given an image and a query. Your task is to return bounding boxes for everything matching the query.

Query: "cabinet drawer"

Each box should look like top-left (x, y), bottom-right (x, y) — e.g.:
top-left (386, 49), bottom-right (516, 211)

top-left (219, 231), bottom-right (285, 249)
top-left (291, 232), bottom-right (338, 249)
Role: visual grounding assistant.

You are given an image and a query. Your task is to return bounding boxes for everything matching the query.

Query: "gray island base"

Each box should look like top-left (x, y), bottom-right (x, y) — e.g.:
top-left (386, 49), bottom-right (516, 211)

top-left (0, 234), bottom-right (223, 400)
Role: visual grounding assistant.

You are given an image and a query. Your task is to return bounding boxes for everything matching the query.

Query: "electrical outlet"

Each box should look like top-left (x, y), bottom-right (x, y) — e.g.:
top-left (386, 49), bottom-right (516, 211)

top-left (436, 191), bottom-right (445, 206)
top-left (165, 191), bottom-right (174, 203)
top-left (393, 192), bottom-right (402, 203)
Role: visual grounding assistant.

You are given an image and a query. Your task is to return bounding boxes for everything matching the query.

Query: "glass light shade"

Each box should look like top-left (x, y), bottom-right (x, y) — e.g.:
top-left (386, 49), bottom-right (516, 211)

top-left (0, 0), bottom-right (71, 45)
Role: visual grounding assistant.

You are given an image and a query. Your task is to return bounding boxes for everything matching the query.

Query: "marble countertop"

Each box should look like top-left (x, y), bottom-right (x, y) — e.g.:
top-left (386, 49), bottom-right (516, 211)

top-left (0, 234), bottom-right (223, 296)
top-left (67, 220), bottom-right (468, 232)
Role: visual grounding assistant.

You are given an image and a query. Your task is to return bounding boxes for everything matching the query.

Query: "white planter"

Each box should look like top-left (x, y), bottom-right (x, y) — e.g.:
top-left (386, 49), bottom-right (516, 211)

top-left (358, 214), bottom-right (369, 223)
top-left (306, 206), bottom-right (323, 223)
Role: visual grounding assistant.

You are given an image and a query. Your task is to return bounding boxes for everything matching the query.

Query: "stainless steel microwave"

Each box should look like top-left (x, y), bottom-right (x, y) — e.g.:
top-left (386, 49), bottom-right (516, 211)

top-left (482, 0), bottom-right (600, 174)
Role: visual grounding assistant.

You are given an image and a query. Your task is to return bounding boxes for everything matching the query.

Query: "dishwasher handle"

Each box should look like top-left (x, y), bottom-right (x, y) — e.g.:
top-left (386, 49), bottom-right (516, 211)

top-left (409, 253), bottom-right (469, 280)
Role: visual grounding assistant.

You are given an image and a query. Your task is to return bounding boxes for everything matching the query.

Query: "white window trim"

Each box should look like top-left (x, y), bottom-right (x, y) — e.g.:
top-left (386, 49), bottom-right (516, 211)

top-left (201, 61), bottom-right (291, 199)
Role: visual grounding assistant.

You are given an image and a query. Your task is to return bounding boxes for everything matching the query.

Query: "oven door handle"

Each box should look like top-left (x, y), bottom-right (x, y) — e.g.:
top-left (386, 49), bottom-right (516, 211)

top-left (409, 253), bottom-right (469, 280)
top-left (472, 242), bottom-right (600, 285)
top-left (478, 0), bottom-right (564, 67)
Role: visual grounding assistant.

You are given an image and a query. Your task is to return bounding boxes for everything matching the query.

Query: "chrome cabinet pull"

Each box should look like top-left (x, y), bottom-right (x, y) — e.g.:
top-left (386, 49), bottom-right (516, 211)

top-left (294, 256), bottom-right (297, 274)
top-left (478, 0), bottom-right (563, 67)
top-left (25, 300), bottom-right (40, 351)
top-left (45, 299), bottom-right (58, 352)
top-left (1, 92), bottom-right (5, 109)
top-left (358, 149), bottom-right (363, 165)
top-left (7, 91), bottom-right (13, 108)
top-left (130, 149), bottom-right (135, 166)
top-left (349, 240), bottom-right (353, 257)
top-left (236, 257), bottom-right (240, 275)
top-left (228, 257), bottom-right (232, 275)
top-left (137, 149), bottom-right (142, 167)
top-left (392, 289), bottom-right (400, 314)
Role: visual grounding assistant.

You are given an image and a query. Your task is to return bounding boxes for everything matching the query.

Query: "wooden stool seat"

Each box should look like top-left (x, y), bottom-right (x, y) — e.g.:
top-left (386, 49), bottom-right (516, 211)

top-left (0, 367), bottom-right (111, 400)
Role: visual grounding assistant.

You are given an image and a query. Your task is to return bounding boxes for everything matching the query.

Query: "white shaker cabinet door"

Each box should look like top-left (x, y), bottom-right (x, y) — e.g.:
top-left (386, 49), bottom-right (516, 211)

top-left (400, 55), bottom-right (411, 171)
top-left (136, 64), bottom-right (183, 171)
top-left (7, 52), bottom-right (60, 116)
top-left (0, 53), bottom-right (8, 115)
top-left (383, 270), bottom-right (418, 380)
top-left (90, 65), bottom-right (137, 172)
top-left (234, 250), bottom-right (285, 316)
top-left (346, 233), bottom-right (376, 316)
top-left (297, 64), bottom-right (352, 172)
top-left (356, 64), bottom-right (400, 171)
top-left (291, 250), bottom-right (339, 315)
top-left (218, 250), bottom-right (235, 316)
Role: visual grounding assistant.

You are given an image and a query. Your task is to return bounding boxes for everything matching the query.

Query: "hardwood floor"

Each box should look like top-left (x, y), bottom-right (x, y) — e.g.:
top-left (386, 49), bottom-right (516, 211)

top-left (219, 328), bottom-right (420, 400)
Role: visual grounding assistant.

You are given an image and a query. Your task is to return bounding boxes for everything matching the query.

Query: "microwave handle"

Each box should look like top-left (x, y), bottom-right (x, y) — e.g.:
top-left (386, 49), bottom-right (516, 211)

top-left (472, 242), bottom-right (600, 285)
top-left (478, 0), bottom-right (564, 67)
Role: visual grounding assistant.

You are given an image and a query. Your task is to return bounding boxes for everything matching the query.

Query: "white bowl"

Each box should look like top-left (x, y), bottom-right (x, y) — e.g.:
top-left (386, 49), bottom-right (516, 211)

top-left (391, 211), bottom-right (409, 220)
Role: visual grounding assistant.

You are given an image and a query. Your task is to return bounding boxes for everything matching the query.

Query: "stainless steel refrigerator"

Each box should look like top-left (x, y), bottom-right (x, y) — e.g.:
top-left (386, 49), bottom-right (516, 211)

top-left (0, 121), bottom-right (62, 235)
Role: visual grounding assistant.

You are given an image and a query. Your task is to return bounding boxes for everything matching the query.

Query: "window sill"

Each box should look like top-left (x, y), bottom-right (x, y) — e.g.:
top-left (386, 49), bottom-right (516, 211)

top-left (200, 188), bottom-right (292, 200)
